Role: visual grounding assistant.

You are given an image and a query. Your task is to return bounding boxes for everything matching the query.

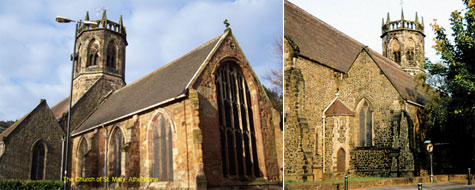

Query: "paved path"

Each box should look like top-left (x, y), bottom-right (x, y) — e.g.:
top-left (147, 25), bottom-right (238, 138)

top-left (366, 182), bottom-right (475, 190)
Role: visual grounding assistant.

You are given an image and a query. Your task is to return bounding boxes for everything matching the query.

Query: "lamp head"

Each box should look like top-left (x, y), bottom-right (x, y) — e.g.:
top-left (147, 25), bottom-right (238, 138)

top-left (55, 16), bottom-right (75, 23)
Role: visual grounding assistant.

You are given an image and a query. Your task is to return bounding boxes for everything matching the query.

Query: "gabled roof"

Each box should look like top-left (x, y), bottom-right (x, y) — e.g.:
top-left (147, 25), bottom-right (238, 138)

top-left (284, 1), bottom-right (425, 105)
top-left (325, 99), bottom-right (354, 116)
top-left (73, 31), bottom-right (227, 135)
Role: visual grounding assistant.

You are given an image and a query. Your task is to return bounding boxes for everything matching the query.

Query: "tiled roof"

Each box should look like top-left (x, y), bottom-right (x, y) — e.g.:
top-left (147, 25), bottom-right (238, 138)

top-left (73, 33), bottom-right (223, 134)
top-left (325, 99), bottom-right (354, 116)
top-left (51, 97), bottom-right (68, 120)
top-left (284, 1), bottom-right (425, 105)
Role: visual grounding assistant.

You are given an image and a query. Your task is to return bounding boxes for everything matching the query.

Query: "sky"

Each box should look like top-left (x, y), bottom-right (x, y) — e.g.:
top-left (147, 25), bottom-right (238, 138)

top-left (288, 0), bottom-right (466, 65)
top-left (0, 0), bottom-right (283, 121)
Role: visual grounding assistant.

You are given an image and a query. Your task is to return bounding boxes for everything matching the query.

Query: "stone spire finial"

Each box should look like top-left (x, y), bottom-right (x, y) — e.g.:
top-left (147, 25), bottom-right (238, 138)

top-left (401, 9), bottom-right (404, 20)
top-left (415, 12), bottom-right (419, 22)
top-left (102, 10), bottom-right (107, 20)
top-left (119, 15), bottom-right (123, 26)
top-left (85, 11), bottom-right (89, 21)
top-left (382, 18), bottom-right (385, 26)
top-left (386, 12), bottom-right (390, 23)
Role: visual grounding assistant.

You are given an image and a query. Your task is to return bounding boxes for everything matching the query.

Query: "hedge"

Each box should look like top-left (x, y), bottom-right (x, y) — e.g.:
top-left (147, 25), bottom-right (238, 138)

top-left (0, 179), bottom-right (62, 190)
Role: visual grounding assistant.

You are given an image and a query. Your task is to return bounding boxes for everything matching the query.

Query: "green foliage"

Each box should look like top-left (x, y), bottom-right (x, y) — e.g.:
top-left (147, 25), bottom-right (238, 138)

top-left (0, 120), bottom-right (15, 133)
top-left (0, 180), bottom-right (62, 190)
top-left (423, 0), bottom-right (475, 172)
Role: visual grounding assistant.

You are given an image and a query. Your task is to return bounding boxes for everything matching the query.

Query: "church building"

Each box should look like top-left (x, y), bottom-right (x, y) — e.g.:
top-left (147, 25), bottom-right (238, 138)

top-left (0, 11), bottom-right (282, 190)
top-left (284, 1), bottom-right (426, 181)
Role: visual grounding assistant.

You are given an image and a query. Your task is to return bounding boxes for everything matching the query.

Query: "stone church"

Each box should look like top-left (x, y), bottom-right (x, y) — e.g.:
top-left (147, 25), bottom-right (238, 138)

top-left (0, 11), bottom-right (282, 189)
top-left (284, 1), bottom-right (426, 181)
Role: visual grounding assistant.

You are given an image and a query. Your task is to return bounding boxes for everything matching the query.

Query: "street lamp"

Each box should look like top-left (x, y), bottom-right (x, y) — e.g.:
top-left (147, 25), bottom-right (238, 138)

top-left (56, 16), bottom-right (97, 190)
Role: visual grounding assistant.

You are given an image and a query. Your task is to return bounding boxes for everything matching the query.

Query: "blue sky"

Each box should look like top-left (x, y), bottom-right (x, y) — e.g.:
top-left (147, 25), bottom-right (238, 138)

top-left (289, 0), bottom-right (465, 64)
top-left (0, 0), bottom-right (283, 121)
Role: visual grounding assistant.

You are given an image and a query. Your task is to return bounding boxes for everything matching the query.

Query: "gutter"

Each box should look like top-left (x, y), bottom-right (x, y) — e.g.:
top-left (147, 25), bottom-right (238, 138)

top-left (72, 93), bottom-right (187, 136)
top-left (407, 100), bottom-right (425, 108)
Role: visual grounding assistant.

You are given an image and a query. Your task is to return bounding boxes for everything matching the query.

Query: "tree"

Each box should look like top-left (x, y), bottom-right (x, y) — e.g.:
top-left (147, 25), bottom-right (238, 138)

top-left (0, 120), bottom-right (15, 133)
top-left (264, 36), bottom-right (283, 114)
top-left (423, 0), bottom-right (475, 172)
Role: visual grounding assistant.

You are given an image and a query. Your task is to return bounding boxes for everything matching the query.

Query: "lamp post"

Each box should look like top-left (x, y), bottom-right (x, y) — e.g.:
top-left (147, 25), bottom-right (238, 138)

top-left (56, 16), bottom-right (97, 190)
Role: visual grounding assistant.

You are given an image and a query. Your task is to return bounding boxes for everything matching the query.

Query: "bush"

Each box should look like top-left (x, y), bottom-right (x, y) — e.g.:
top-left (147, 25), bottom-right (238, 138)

top-left (0, 179), bottom-right (62, 190)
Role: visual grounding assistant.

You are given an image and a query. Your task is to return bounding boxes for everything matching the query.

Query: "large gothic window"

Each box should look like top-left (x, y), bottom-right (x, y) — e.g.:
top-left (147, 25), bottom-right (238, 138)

top-left (78, 137), bottom-right (88, 178)
top-left (358, 101), bottom-right (372, 147)
top-left (109, 128), bottom-right (124, 178)
top-left (151, 114), bottom-right (174, 181)
top-left (215, 62), bottom-right (260, 178)
top-left (87, 39), bottom-right (99, 67)
top-left (31, 141), bottom-right (46, 180)
top-left (106, 41), bottom-right (116, 69)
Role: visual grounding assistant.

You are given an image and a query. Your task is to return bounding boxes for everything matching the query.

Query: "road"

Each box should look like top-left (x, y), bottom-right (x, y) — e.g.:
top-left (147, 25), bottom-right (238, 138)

top-left (366, 182), bottom-right (475, 190)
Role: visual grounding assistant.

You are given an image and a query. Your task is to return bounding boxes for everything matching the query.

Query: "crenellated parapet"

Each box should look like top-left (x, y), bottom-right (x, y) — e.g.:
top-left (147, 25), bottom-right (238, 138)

top-left (381, 11), bottom-right (424, 38)
top-left (77, 10), bottom-right (126, 37)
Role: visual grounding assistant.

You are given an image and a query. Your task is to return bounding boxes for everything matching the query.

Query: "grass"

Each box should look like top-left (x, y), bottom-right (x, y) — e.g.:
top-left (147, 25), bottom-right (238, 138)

top-left (285, 176), bottom-right (389, 185)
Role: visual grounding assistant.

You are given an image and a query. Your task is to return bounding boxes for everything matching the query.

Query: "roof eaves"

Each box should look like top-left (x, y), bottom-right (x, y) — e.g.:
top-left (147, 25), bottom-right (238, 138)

top-left (71, 93), bottom-right (187, 137)
top-left (297, 54), bottom-right (347, 73)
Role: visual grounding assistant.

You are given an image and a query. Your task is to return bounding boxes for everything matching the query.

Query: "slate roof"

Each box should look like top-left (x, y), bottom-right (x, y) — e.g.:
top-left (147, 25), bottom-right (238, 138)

top-left (73, 33), bottom-right (224, 135)
top-left (284, 1), bottom-right (425, 105)
top-left (51, 97), bottom-right (68, 120)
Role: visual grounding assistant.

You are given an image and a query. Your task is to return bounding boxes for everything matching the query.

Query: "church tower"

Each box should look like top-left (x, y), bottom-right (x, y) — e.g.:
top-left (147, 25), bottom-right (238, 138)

top-left (381, 10), bottom-right (425, 76)
top-left (72, 11), bottom-right (127, 103)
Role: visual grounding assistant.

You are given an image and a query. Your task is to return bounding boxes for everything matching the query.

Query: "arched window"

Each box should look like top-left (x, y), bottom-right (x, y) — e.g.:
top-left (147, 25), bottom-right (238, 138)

top-left (406, 39), bottom-right (416, 65)
top-left (109, 128), bottom-right (124, 178)
top-left (78, 137), bottom-right (88, 178)
top-left (215, 62), bottom-right (260, 178)
top-left (390, 39), bottom-right (401, 64)
top-left (31, 141), bottom-right (46, 180)
top-left (358, 101), bottom-right (372, 147)
top-left (87, 39), bottom-right (99, 67)
top-left (151, 114), bottom-right (173, 181)
top-left (106, 41), bottom-right (116, 69)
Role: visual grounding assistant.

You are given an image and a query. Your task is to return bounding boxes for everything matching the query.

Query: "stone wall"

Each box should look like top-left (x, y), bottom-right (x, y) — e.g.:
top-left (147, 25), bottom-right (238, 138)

top-left (71, 98), bottom-right (202, 189)
top-left (284, 38), bottom-right (421, 180)
top-left (73, 26), bottom-right (127, 103)
top-left (0, 100), bottom-right (64, 180)
top-left (283, 38), bottom-right (313, 181)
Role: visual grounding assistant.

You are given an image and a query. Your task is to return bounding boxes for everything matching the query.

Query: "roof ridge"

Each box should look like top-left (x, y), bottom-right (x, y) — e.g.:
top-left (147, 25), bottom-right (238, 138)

top-left (112, 34), bottom-right (223, 95)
